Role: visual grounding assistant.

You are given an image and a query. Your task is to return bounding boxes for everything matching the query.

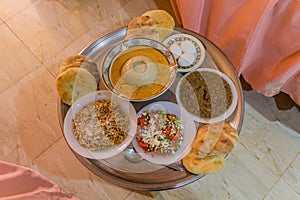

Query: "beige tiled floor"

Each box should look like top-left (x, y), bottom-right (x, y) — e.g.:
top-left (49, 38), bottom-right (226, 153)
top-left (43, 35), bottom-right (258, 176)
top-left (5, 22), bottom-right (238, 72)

top-left (0, 1), bottom-right (299, 200)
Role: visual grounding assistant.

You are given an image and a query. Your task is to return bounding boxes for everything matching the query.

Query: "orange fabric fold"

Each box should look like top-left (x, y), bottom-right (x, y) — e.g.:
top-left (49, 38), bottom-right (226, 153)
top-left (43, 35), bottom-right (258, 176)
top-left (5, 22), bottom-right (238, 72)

top-left (171, 0), bottom-right (300, 105)
top-left (0, 161), bottom-right (78, 200)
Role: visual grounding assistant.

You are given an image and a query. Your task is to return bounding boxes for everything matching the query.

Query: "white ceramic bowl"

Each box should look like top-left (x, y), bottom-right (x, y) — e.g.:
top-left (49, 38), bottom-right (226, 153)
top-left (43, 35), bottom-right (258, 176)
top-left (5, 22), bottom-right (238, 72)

top-left (101, 38), bottom-right (177, 102)
top-left (132, 101), bottom-right (196, 165)
top-left (176, 68), bottom-right (238, 123)
top-left (163, 33), bottom-right (206, 73)
top-left (63, 90), bottom-right (137, 159)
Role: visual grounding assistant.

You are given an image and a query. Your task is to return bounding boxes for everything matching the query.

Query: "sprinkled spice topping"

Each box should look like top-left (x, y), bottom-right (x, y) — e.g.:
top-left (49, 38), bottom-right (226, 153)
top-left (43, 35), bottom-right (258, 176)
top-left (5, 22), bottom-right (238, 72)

top-left (72, 100), bottom-right (130, 151)
top-left (179, 71), bottom-right (233, 119)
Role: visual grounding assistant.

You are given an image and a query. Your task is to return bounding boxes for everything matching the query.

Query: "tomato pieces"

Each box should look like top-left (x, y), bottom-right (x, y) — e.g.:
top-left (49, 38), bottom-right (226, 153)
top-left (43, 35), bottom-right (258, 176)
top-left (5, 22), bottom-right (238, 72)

top-left (138, 141), bottom-right (149, 149)
top-left (135, 110), bottom-right (184, 155)
top-left (165, 126), bottom-right (171, 135)
top-left (137, 113), bottom-right (149, 126)
top-left (169, 134), bottom-right (179, 141)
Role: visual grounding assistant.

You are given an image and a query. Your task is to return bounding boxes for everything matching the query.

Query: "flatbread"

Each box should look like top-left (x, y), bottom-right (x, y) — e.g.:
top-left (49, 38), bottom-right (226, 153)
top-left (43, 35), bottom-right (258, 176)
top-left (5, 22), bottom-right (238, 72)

top-left (126, 10), bottom-right (175, 42)
top-left (56, 68), bottom-right (97, 105)
top-left (211, 123), bottom-right (238, 155)
top-left (60, 55), bottom-right (86, 72)
top-left (60, 55), bottom-right (100, 83)
top-left (182, 152), bottom-right (225, 174)
top-left (182, 122), bottom-right (238, 174)
top-left (192, 123), bottom-right (238, 157)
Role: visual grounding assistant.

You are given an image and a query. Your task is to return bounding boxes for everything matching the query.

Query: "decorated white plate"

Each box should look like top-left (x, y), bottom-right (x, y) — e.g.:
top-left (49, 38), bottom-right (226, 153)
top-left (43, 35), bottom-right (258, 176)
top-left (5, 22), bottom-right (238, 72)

top-left (176, 68), bottom-right (238, 123)
top-left (132, 101), bottom-right (196, 165)
top-left (163, 33), bottom-right (206, 72)
top-left (64, 90), bottom-right (137, 159)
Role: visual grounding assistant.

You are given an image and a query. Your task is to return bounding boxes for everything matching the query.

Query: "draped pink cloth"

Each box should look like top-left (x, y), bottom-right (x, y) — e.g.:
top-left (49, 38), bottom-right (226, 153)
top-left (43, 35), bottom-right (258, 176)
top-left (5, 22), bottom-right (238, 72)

top-left (0, 161), bottom-right (78, 200)
top-left (171, 0), bottom-right (300, 105)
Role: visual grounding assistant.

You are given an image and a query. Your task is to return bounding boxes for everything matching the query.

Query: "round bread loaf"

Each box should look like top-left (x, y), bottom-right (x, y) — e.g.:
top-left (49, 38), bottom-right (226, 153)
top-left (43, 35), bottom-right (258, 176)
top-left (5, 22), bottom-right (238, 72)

top-left (60, 55), bottom-right (86, 72)
top-left (56, 68), bottom-right (97, 105)
top-left (192, 123), bottom-right (238, 157)
top-left (182, 152), bottom-right (225, 174)
top-left (60, 55), bottom-right (100, 83)
top-left (210, 123), bottom-right (238, 155)
top-left (126, 10), bottom-right (175, 42)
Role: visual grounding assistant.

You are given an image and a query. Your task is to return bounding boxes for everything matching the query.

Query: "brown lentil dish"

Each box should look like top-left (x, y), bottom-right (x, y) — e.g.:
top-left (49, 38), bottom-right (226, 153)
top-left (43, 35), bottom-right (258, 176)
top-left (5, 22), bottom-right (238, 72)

top-left (178, 70), bottom-right (233, 119)
top-left (72, 100), bottom-right (130, 151)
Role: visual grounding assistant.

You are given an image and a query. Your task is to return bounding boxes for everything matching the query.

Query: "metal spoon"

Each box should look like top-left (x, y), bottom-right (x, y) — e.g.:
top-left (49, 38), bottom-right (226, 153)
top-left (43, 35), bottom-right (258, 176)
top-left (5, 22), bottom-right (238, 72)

top-left (123, 145), bottom-right (143, 163)
top-left (123, 144), bottom-right (184, 172)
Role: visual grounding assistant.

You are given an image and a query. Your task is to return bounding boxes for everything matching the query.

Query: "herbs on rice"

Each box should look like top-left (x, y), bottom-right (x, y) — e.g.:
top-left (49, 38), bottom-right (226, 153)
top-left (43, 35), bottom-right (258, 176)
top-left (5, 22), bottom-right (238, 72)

top-left (72, 100), bottom-right (130, 151)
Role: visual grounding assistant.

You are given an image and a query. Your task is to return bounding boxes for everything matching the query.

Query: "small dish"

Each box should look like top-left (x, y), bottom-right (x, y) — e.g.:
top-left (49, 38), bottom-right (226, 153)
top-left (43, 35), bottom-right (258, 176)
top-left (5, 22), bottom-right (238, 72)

top-left (163, 33), bottom-right (206, 73)
top-left (63, 90), bottom-right (137, 159)
top-left (101, 38), bottom-right (177, 102)
top-left (176, 68), bottom-right (238, 123)
top-left (132, 101), bottom-right (196, 165)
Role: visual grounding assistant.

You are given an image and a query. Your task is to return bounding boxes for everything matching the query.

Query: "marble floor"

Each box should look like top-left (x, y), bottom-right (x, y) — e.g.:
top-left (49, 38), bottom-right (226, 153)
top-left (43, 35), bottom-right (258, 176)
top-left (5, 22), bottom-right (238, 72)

top-left (0, 0), bottom-right (299, 199)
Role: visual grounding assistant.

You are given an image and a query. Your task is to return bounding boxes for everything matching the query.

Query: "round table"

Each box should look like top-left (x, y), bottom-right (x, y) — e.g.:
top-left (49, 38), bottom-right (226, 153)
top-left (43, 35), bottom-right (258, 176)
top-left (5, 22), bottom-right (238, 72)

top-left (58, 27), bottom-right (244, 191)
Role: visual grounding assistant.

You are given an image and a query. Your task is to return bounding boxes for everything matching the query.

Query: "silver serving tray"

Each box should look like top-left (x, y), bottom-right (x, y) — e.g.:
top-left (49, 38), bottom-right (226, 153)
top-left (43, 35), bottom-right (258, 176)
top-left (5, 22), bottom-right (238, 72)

top-left (58, 27), bottom-right (244, 190)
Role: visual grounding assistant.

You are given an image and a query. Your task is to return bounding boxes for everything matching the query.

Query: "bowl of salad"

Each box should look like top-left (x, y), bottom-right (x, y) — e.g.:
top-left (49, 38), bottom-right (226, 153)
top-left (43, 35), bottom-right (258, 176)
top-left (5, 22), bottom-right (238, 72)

top-left (132, 101), bottom-right (196, 165)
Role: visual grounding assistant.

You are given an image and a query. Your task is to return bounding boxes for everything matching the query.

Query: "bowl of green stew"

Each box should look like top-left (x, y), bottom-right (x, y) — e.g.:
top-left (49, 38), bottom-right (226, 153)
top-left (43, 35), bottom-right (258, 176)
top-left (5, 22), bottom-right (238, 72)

top-left (176, 68), bottom-right (238, 123)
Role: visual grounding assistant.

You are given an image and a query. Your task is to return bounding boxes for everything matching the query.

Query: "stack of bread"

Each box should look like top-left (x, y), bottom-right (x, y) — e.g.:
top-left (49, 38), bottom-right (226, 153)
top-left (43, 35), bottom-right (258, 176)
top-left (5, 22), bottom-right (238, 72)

top-left (55, 55), bottom-right (99, 106)
top-left (182, 122), bottom-right (238, 174)
top-left (126, 10), bottom-right (175, 42)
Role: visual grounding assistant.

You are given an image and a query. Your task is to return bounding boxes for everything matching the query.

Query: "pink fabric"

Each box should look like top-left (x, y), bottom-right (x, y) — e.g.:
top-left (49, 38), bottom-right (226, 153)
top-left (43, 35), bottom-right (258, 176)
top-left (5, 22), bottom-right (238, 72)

top-left (0, 161), bottom-right (78, 200)
top-left (171, 0), bottom-right (300, 105)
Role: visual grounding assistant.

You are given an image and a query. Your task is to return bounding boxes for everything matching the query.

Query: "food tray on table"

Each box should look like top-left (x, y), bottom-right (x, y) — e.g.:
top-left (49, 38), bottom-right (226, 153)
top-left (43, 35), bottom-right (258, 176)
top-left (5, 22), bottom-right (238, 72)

top-left (58, 27), bottom-right (244, 190)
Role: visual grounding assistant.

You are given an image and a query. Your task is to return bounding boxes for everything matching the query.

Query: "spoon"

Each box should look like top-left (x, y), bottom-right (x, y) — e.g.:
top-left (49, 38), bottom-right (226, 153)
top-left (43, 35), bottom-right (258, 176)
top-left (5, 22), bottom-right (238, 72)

top-left (123, 144), bottom-right (184, 172)
top-left (123, 145), bottom-right (143, 163)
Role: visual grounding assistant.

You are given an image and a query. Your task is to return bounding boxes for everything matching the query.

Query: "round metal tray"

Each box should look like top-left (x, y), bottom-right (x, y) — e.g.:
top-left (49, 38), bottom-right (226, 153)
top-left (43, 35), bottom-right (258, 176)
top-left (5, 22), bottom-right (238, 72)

top-left (58, 27), bottom-right (244, 191)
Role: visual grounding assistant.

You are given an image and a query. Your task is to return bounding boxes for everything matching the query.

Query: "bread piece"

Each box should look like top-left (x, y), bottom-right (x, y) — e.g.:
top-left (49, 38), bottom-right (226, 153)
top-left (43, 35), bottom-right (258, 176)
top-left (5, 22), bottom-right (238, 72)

top-left (210, 123), bottom-right (238, 155)
top-left (56, 68), bottom-right (97, 105)
top-left (60, 55), bottom-right (87, 72)
top-left (126, 10), bottom-right (175, 42)
top-left (192, 123), bottom-right (224, 158)
top-left (192, 123), bottom-right (238, 157)
top-left (60, 55), bottom-right (100, 83)
top-left (182, 151), bottom-right (225, 174)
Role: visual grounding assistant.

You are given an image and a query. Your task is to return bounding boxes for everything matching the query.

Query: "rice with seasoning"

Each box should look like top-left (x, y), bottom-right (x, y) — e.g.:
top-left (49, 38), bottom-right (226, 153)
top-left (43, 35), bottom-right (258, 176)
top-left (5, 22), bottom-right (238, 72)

top-left (72, 100), bottom-right (130, 151)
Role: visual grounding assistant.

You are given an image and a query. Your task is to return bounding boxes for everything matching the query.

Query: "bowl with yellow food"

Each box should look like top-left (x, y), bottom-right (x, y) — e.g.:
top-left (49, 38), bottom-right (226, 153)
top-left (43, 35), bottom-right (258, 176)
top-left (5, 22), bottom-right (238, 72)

top-left (101, 38), bottom-right (177, 102)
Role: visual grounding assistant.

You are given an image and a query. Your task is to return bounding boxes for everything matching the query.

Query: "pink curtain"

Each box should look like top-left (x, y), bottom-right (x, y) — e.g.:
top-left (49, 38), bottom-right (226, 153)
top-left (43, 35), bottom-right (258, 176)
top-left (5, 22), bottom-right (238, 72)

top-left (171, 0), bottom-right (300, 105)
top-left (0, 161), bottom-right (77, 200)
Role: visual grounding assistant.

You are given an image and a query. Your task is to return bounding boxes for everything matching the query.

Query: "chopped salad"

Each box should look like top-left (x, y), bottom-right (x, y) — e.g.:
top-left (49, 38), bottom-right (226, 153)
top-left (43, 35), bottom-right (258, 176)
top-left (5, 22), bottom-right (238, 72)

top-left (136, 109), bottom-right (184, 155)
